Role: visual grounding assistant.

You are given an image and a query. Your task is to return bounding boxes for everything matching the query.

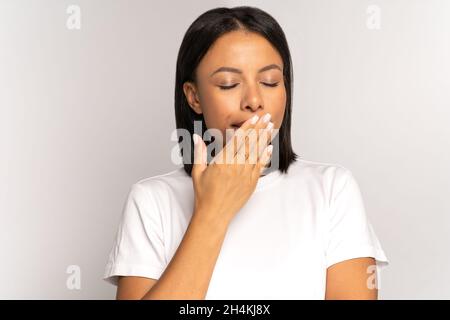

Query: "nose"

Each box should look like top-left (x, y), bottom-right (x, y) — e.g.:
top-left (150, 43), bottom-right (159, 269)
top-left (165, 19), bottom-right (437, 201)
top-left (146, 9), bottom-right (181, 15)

top-left (240, 82), bottom-right (264, 112)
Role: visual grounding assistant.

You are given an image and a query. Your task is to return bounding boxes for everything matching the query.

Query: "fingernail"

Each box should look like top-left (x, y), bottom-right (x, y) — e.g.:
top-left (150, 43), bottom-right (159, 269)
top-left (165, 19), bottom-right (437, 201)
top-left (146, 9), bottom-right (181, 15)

top-left (267, 145), bottom-right (273, 154)
top-left (193, 133), bottom-right (199, 145)
top-left (266, 122), bottom-right (274, 131)
top-left (250, 115), bottom-right (259, 124)
top-left (262, 113), bottom-right (271, 123)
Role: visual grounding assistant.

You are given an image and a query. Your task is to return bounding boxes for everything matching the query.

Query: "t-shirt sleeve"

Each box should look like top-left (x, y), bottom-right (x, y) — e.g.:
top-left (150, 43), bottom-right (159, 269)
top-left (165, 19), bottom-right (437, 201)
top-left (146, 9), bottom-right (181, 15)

top-left (103, 183), bottom-right (167, 286)
top-left (325, 167), bottom-right (389, 277)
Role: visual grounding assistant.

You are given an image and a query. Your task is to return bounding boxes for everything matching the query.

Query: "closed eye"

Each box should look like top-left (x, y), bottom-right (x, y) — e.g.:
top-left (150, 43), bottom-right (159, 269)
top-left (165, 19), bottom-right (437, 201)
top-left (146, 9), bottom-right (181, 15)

top-left (218, 84), bottom-right (239, 90)
top-left (218, 82), bottom-right (280, 90)
top-left (262, 82), bottom-right (279, 87)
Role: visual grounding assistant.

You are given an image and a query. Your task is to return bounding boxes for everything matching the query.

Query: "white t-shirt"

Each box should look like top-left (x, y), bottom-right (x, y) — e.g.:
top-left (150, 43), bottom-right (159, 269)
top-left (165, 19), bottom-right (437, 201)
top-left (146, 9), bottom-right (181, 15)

top-left (103, 158), bottom-right (389, 299)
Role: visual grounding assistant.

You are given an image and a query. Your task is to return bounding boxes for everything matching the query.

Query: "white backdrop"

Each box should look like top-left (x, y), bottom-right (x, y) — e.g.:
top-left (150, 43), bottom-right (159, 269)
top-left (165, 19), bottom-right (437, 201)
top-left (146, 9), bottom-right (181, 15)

top-left (1, 0), bottom-right (449, 299)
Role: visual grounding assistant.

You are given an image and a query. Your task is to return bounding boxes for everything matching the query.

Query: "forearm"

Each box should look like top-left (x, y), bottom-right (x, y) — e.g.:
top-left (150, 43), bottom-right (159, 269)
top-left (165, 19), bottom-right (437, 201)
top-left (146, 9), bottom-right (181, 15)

top-left (141, 210), bottom-right (229, 300)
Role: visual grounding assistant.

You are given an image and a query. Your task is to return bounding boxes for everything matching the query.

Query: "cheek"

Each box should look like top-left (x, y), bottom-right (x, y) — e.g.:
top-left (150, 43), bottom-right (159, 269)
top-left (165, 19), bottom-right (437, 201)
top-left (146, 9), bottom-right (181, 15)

top-left (265, 88), bottom-right (286, 128)
top-left (199, 90), bottom-right (237, 130)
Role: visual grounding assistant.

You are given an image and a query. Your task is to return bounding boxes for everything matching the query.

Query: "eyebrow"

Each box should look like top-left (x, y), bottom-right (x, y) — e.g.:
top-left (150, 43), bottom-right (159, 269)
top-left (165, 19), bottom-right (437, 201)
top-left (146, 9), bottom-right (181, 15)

top-left (209, 64), bottom-right (282, 77)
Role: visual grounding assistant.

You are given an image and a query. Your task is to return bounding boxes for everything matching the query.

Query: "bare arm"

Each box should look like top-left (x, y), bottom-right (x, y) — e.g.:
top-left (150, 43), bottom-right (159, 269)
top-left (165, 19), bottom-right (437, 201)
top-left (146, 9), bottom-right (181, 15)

top-left (116, 212), bottom-right (229, 300)
top-left (142, 212), bottom-right (228, 299)
top-left (325, 257), bottom-right (378, 300)
top-left (116, 276), bottom-right (157, 300)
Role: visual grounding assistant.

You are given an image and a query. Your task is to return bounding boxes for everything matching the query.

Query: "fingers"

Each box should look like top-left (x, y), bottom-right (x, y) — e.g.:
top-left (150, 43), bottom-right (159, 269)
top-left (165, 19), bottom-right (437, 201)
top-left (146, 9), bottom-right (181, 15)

top-left (257, 144), bottom-right (274, 175)
top-left (211, 114), bottom-right (259, 165)
top-left (209, 113), bottom-right (274, 166)
top-left (229, 114), bottom-right (260, 162)
top-left (255, 121), bottom-right (275, 160)
top-left (236, 113), bottom-right (273, 164)
top-left (192, 133), bottom-right (207, 179)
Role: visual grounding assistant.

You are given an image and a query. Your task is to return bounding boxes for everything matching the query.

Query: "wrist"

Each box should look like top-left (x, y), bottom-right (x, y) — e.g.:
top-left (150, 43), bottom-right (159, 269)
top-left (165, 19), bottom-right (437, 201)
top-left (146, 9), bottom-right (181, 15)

top-left (191, 207), bottom-right (230, 234)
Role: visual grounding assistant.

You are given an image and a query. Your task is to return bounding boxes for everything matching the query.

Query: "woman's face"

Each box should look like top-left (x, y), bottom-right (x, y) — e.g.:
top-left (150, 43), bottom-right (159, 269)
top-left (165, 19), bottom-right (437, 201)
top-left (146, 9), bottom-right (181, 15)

top-left (183, 30), bottom-right (286, 145)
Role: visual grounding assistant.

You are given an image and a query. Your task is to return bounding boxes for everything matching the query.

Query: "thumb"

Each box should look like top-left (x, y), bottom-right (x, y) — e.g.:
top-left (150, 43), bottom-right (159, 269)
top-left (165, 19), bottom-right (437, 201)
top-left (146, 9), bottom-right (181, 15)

top-left (192, 133), bottom-right (207, 179)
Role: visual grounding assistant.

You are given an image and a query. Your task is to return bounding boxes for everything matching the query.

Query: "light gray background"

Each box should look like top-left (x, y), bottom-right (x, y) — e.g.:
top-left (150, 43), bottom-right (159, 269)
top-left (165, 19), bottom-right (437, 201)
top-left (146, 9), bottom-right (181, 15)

top-left (1, 0), bottom-right (449, 299)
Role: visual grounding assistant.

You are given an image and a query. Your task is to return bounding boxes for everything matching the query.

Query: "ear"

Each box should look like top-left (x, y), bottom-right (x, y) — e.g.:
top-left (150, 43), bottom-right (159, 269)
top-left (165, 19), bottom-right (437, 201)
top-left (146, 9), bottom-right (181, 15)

top-left (183, 81), bottom-right (202, 115)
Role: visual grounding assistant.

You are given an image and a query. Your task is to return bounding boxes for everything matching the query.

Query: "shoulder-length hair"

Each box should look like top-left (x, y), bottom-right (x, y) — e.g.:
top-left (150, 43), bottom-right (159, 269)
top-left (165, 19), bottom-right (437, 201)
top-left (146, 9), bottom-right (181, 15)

top-left (175, 6), bottom-right (298, 176)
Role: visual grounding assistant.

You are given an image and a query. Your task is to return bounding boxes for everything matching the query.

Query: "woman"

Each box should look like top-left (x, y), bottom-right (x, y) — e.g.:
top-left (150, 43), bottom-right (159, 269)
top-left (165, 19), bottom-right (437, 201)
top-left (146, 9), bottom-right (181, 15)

top-left (103, 6), bottom-right (389, 300)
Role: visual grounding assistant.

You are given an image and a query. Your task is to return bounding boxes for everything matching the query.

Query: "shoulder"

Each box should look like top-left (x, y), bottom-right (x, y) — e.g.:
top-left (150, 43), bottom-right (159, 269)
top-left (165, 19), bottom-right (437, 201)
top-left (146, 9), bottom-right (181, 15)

top-left (132, 166), bottom-right (189, 193)
top-left (285, 157), bottom-right (359, 207)
top-left (287, 157), bottom-right (353, 188)
top-left (120, 166), bottom-right (189, 218)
